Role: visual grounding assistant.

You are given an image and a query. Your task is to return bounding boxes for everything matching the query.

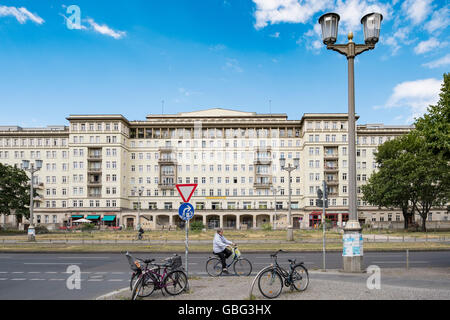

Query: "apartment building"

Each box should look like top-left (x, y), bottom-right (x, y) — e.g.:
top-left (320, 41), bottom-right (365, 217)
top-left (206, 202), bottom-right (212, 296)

top-left (1, 108), bottom-right (446, 230)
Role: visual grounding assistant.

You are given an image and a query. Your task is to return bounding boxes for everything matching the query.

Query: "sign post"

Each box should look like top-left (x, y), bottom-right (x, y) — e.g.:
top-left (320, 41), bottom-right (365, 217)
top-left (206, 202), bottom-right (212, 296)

top-left (176, 184), bottom-right (198, 282)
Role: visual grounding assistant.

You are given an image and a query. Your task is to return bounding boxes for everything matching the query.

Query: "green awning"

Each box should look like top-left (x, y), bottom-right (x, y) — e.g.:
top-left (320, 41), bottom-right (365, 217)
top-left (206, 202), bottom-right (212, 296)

top-left (71, 215), bottom-right (84, 218)
top-left (86, 215), bottom-right (100, 220)
top-left (102, 215), bottom-right (116, 221)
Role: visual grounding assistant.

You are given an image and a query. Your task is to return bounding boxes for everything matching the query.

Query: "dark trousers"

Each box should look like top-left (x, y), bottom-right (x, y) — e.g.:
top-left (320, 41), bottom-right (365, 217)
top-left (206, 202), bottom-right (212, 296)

top-left (215, 248), bottom-right (232, 269)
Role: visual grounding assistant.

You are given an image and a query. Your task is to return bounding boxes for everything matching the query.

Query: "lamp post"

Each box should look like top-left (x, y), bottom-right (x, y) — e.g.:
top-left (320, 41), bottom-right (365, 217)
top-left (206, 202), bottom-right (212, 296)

top-left (318, 12), bottom-right (383, 272)
top-left (22, 160), bottom-right (43, 241)
top-left (280, 157), bottom-right (299, 241)
top-left (133, 186), bottom-right (144, 230)
top-left (270, 186), bottom-right (281, 230)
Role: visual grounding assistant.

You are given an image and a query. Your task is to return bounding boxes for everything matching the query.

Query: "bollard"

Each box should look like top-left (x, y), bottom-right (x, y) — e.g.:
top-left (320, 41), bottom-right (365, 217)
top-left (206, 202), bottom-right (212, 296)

top-left (406, 249), bottom-right (409, 270)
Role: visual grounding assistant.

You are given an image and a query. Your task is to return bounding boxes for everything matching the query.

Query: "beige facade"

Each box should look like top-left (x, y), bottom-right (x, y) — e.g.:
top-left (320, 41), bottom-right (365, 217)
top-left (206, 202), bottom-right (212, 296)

top-left (0, 108), bottom-right (447, 230)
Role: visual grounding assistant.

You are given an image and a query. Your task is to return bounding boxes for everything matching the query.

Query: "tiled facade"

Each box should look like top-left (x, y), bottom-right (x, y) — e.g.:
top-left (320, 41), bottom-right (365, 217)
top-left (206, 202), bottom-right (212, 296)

top-left (0, 108), bottom-right (447, 230)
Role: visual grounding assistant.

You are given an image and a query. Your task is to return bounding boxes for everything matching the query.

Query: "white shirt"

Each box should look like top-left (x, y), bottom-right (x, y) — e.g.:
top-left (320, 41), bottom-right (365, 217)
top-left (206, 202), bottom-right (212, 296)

top-left (213, 233), bottom-right (233, 253)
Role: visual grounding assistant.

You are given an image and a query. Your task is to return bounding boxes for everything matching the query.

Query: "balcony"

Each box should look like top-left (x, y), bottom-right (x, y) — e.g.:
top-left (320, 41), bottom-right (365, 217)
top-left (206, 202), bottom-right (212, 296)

top-left (88, 194), bottom-right (102, 198)
top-left (253, 182), bottom-right (272, 189)
top-left (88, 167), bottom-right (102, 173)
top-left (87, 155), bottom-right (102, 161)
top-left (324, 153), bottom-right (339, 160)
top-left (159, 157), bottom-right (177, 164)
top-left (326, 180), bottom-right (339, 186)
top-left (324, 166), bottom-right (339, 172)
top-left (254, 158), bottom-right (272, 165)
top-left (158, 183), bottom-right (176, 190)
top-left (87, 181), bottom-right (102, 187)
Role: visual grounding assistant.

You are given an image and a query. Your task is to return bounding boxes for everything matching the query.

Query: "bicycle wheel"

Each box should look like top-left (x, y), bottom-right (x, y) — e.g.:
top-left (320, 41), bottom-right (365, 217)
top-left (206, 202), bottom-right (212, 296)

top-left (258, 268), bottom-right (283, 299)
top-left (206, 258), bottom-right (223, 277)
top-left (163, 270), bottom-right (188, 295)
top-left (130, 272), bottom-right (138, 291)
top-left (233, 258), bottom-right (252, 276)
top-left (131, 275), bottom-right (144, 300)
top-left (291, 264), bottom-right (309, 291)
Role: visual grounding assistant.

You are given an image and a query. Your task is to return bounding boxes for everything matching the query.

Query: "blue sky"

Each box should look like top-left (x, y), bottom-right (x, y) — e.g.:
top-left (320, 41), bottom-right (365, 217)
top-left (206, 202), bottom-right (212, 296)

top-left (0, 0), bottom-right (448, 127)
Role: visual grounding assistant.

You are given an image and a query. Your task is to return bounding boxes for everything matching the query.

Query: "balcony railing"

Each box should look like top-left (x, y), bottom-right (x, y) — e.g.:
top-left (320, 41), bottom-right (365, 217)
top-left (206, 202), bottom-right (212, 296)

top-left (253, 182), bottom-right (272, 189)
top-left (324, 166), bottom-right (339, 171)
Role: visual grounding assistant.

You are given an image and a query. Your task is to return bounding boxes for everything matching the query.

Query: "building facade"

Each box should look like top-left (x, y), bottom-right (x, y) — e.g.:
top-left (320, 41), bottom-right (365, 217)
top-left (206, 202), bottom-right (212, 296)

top-left (1, 108), bottom-right (447, 230)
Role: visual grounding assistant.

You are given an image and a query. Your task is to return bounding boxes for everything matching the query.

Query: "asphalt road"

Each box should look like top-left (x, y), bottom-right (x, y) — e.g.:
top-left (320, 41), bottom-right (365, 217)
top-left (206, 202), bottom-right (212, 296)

top-left (0, 251), bottom-right (449, 300)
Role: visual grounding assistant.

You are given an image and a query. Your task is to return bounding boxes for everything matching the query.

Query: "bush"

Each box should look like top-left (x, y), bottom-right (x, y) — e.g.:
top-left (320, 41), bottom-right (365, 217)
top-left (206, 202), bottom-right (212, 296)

top-left (81, 223), bottom-right (96, 232)
top-left (190, 221), bottom-right (205, 232)
top-left (261, 223), bottom-right (272, 231)
top-left (35, 225), bottom-right (49, 234)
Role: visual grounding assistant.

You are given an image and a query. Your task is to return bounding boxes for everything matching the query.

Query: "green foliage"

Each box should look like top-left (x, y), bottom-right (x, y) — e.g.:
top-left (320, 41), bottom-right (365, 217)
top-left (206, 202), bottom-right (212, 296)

top-left (35, 225), bottom-right (49, 234)
top-left (190, 221), bottom-right (205, 232)
top-left (362, 131), bottom-right (450, 231)
top-left (81, 223), bottom-right (96, 232)
top-left (415, 73), bottom-right (450, 160)
top-left (261, 223), bottom-right (272, 231)
top-left (0, 163), bottom-right (31, 219)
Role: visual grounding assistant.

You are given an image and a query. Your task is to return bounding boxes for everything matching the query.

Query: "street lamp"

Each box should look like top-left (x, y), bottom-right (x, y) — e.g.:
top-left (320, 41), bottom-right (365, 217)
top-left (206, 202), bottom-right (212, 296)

top-left (270, 186), bottom-right (281, 230)
top-left (280, 157), bottom-right (299, 241)
top-left (318, 12), bottom-right (383, 272)
top-left (133, 186), bottom-right (144, 230)
top-left (22, 159), bottom-right (43, 241)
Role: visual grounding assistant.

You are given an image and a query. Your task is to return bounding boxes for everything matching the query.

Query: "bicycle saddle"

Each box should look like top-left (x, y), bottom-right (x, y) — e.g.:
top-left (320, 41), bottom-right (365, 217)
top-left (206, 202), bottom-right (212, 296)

top-left (288, 259), bottom-right (296, 264)
top-left (142, 258), bottom-right (155, 264)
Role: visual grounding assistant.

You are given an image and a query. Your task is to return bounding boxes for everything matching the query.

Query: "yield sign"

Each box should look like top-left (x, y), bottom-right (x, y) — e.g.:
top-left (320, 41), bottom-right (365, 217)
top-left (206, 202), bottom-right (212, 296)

top-left (176, 184), bottom-right (198, 203)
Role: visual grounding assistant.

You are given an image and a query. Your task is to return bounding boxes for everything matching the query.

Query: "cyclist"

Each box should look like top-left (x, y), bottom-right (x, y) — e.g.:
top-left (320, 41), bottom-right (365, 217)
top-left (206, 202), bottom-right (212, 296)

top-left (213, 228), bottom-right (236, 274)
top-left (137, 226), bottom-right (145, 240)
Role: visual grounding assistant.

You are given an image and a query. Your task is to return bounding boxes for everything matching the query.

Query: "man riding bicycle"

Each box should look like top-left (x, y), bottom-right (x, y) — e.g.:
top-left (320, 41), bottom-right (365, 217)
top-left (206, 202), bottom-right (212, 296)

top-left (213, 228), bottom-right (236, 274)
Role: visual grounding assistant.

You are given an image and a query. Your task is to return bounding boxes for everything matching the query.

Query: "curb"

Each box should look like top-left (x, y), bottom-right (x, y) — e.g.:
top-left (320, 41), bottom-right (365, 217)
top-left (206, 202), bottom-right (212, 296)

top-left (96, 287), bottom-right (129, 300)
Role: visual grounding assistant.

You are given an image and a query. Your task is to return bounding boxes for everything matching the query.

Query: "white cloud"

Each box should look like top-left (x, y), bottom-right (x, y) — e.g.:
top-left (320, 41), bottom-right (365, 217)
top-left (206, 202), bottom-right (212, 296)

top-left (223, 58), bottom-right (243, 73)
top-left (252, 0), bottom-right (332, 29)
top-left (86, 18), bottom-right (126, 39)
top-left (401, 0), bottom-right (432, 25)
top-left (0, 5), bottom-right (44, 24)
top-left (270, 32), bottom-right (280, 38)
top-left (414, 37), bottom-right (447, 54)
top-left (381, 78), bottom-right (442, 123)
top-left (424, 6), bottom-right (449, 33)
top-left (422, 54), bottom-right (450, 69)
top-left (209, 44), bottom-right (227, 51)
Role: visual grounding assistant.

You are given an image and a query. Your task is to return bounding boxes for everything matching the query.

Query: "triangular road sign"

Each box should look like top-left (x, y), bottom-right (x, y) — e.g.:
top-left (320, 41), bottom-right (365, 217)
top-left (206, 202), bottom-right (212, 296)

top-left (176, 184), bottom-right (198, 203)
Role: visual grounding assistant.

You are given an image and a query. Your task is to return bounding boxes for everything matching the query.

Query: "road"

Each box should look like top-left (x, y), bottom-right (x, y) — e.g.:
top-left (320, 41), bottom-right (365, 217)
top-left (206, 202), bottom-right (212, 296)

top-left (0, 251), bottom-right (449, 300)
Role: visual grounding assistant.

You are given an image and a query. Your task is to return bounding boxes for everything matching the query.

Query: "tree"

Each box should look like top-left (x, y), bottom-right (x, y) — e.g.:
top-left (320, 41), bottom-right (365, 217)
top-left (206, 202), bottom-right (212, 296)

top-left (415, 73), bottom-right (450, 160)
top-left (0, 163), bottom-right (31, 223)
top-left (362, 131), bottom-right (449, 231)
top-left (362, 134), bottom-right (419, 229)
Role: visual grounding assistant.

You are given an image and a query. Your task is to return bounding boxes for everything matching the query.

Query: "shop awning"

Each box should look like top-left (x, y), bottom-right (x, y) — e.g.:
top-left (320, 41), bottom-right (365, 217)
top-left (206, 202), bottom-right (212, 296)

top-left (102, 215), bottom-right (116, 221)
top-left (71, 215), bottom-right (84, 219)
top-left (86, 215), bottom-right (100, 220)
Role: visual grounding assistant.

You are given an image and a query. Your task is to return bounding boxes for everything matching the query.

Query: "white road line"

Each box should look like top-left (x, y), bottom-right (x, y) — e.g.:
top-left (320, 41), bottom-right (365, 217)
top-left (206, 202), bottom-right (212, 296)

top-left (49, 279), bottom-right (64, 281)
top-left (11, 278), bottom-right (26, 281)
top-left (12, 272), bottom-right (24, 274)
top-left (24, 263), bottom-right (82, 265)
top-left (108, 279), bottom-right (124, 282)
top-left (88, 279), bottom-right (102, 282)
top-left (0, 278), bottom-right (7, 280)
top-left (45, 272), bottom-right (58, 274)
top-left (372, 261), bottom-right (429, 264)
top-left (0, 272), bottom-right (8, 274)
top-left (58, 257), bottom-right (110, 259)
top-left (28, 272), bottom-right (41, 274)
top-left (111, 272), bottom-right (125, 274)
top-left (30, 279), bottom-right (45, 281)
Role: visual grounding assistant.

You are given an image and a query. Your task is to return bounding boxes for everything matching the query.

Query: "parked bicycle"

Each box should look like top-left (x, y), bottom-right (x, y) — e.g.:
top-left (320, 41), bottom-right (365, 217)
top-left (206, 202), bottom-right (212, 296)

top-left (126, 252), bottom-right (188, 300)
top-left (257, 249), bottom-right (309, 299)
top-left (206, 246), bottom-right (252, 277)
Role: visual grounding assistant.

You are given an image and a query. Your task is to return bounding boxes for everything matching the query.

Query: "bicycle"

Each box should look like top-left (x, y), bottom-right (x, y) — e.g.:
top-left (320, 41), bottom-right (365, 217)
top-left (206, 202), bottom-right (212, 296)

top-left (206, 246), bottom-right (252, 277)
top-left (130, 254), bottom-right (188, 300)
top-left (257, 249), bottom-right (309, 299)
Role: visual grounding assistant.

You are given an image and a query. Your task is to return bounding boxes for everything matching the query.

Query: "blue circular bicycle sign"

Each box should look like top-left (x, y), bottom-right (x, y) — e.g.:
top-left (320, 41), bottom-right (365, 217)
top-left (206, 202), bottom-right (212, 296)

top-left (178, 203), bottom-right (195, 221)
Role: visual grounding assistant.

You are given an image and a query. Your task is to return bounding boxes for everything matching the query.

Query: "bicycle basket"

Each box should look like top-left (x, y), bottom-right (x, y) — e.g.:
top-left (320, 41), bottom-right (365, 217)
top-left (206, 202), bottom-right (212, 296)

top-left (168, 255), bottom-right (182, 269)
top-left (125, 253), bottom-right (140, 272)
top-left (234, 248), bottom-right (241, 258)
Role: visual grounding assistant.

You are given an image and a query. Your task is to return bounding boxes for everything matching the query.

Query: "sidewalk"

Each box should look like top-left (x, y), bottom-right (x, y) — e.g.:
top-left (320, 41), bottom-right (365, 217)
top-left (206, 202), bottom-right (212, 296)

top-left (99, 268), bottom-right (450, 300)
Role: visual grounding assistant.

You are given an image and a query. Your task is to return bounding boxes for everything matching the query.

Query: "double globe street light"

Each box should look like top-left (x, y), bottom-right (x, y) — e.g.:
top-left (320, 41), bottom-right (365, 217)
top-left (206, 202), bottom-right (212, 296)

top-left (22, 159), bottom-right (43, 241)
top-left (318, 12), bottom-right (383, 272)
top-left (280, 157), bottom-right (299, 241)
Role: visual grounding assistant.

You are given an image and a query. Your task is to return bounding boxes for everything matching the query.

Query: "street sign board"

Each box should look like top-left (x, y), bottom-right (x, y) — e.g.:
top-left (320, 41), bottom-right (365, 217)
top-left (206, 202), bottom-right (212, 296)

top-left (176, 184), bottom-right (198, 203)
top-left (178, 203), bottom-right (195, 221)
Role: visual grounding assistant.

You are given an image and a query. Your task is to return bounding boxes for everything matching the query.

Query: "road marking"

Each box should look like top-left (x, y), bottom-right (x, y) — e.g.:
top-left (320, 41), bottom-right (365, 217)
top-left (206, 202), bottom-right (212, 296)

top-left (30, 279), bottom-right (45, 281)
top-left (108, 279), bottom-right (124, 282)
top-left (88, 279), bottom-right (102, 282)
top-left (49, 279), bottom-right (64, 281)
top-left (0, 272), bottom-right (8, 274)
top-left (111, 272), bottom-right (125, 275)
top-left (0, 278), bottom-right (7, 280)
top-left (11, 278), bottom-right (26, 281)
top-left (28, 272), bottom-right (41, 274)
top-left (24, 263), bottom-right (82, 265)
top-left (45, 272), bottom-right (58, 274)
top-left (372, 261), bottom-right (429, 264)
top-left (58, 257), bottom-right (110, 259)
top-left (12, 272), bottom-right (24, 274)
